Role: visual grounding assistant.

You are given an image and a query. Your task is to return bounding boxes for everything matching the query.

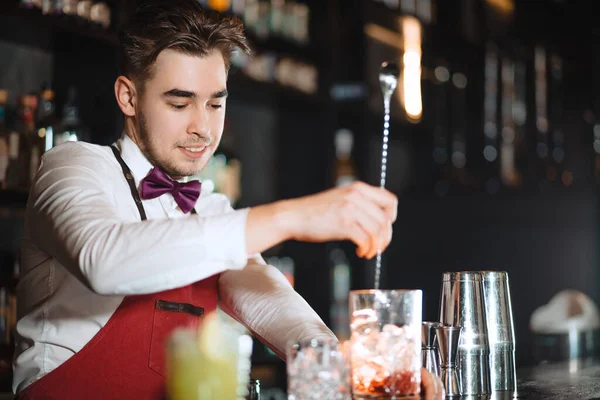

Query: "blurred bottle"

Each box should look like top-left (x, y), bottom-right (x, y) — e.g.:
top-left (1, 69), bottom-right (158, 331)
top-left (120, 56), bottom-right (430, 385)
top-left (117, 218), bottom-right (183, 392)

top-left (76, 0), bottom-right (93, 21)
top-left (61, 0), bottom-right (78, 16)
top-left (482, 44), bottom-right (500, 195)
top-left (0, 251), bottom-right (17, 391)
top-left (432, 64), bottom-right (451, 197)
top-left (6, 95), bottom-right (37, 190)
top-left (90, 2), bottom-right (112, 29)
top-left (244, 0), bottom-right (260, 34)
top-left (0, 90), bottom-right (9, 188)
top-left (534, 46), bottom-right (550, 187)
top-left (333, 129), bottom-right (357, 187)
top-left (20, 0), bottom-right (42, 10)
top-left (42, 0), bottom-right (63, 15)
top-left (329, 129), bottom-right (354, 341)
top-left (269, 0), bottom-right (285, 36)
top-left (57, 86), bottom-right (88, 146)
top-left (232, 0), bottom-right (246, 15)
top-left (329, 247), bottom-right (350, 341)
top-left (36, 84), bottom-right (60, 152)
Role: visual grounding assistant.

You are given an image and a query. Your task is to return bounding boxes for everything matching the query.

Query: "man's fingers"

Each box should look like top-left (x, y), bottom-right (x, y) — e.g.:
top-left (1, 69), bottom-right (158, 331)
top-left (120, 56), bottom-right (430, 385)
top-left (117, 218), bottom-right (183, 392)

top-left (352, 182), bottom-right (398, 223)
top-left (421, 368), bottom-right (444, 400)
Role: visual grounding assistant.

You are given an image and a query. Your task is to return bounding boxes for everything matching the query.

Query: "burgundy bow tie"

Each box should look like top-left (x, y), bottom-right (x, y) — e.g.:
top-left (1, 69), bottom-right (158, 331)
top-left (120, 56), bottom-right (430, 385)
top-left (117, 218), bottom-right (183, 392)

top-left (139, 167), bottom-right (201, 214)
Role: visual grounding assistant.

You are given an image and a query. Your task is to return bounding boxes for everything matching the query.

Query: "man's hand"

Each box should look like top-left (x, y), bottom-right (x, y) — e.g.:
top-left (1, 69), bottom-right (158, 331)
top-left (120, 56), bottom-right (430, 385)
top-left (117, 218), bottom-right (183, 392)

top-left (421, 368), bottom-right (445, 399)
top-left (246, 181), bottom-right (398, 258)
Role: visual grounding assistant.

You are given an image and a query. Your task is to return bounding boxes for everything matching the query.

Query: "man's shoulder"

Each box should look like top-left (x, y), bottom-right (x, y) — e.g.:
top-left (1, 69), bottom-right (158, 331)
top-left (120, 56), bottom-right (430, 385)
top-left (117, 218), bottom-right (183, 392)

top-left (41, 141), bottom-right (116, 170)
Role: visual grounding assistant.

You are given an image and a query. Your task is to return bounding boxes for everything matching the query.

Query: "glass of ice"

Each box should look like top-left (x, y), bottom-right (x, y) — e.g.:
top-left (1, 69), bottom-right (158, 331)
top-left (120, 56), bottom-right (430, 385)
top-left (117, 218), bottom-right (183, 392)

top-left (349, 289), bottom-right (422, 398)
top-left (286, 338), bottom-right (351, 400)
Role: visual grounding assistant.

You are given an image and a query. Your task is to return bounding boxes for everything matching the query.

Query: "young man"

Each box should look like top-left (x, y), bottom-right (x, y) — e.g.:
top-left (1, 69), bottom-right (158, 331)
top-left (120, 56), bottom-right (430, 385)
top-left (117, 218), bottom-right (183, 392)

top-left (14, 0), bottom-right (443, 398)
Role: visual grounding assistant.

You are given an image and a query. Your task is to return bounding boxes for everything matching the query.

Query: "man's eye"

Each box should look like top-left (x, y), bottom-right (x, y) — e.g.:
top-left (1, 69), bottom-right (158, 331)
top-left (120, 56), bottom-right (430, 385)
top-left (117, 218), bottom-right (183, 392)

top-left (211, 104), bottom-right (223, 109)
top-left (170, 104), bottom-right (187, 110)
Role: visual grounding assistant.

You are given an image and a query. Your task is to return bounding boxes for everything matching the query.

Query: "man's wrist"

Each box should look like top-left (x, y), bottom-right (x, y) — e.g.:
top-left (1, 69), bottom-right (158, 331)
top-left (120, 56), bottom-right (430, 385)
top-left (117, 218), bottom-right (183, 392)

top-left (272, 199), bottom-right (299, 242)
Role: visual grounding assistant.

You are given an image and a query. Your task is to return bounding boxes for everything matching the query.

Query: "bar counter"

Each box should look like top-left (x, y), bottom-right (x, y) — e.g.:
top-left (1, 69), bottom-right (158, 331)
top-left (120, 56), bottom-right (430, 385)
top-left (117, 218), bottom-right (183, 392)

top-left (512, 359), bottom-right (600, 399)
top-left (348, 359), bottom-right (600, 400)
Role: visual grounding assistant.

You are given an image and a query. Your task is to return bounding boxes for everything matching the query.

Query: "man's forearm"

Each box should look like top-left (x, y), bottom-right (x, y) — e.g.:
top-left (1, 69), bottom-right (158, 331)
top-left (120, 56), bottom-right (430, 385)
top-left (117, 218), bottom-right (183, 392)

top-left (245, 200), bottom-right (296, 256)
top-left (218, 263), bottom-right (337, 359)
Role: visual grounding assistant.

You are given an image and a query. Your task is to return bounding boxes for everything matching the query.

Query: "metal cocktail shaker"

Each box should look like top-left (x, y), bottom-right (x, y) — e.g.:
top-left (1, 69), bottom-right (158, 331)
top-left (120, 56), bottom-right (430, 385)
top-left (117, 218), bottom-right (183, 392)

top-left (440, 272), bottom-right (491, 396)
top-left (480, 271), bottom-right (517, 394)
top-left (422, 322), bottom-right (442, 376)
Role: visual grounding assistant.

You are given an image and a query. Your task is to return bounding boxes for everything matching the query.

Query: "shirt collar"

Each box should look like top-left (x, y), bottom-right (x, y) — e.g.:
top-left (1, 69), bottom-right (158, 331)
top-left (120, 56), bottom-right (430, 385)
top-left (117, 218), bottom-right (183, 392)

top-left (115, 134), bottom-right (154, 188)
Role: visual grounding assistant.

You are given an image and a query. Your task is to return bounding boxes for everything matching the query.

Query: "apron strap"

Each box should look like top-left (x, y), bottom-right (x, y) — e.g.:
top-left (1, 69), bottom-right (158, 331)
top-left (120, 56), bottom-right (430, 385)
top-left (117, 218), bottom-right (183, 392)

top-left (110, 145), bottom-right (148, 221)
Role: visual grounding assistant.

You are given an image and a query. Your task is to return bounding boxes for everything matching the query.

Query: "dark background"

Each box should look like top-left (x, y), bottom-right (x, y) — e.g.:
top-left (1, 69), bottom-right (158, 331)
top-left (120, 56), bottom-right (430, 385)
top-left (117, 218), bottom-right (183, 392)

top-left (1, 0), bottom-right (600, 396)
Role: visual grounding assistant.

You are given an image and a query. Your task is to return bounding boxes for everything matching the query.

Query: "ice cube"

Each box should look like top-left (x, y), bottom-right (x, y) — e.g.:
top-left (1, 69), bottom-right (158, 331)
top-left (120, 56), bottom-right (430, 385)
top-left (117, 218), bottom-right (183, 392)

top-left (351, 309), bottom-right (379, 336)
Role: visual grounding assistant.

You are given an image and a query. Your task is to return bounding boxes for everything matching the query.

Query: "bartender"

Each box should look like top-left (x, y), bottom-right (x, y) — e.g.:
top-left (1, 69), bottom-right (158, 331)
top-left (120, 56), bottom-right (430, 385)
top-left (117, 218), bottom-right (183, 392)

top-left (13, 0), bottom-right (443, 399)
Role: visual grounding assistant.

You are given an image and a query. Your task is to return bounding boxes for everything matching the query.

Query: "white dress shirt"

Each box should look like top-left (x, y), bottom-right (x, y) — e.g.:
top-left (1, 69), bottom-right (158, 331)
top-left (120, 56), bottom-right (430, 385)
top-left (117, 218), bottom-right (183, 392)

top-left (14, 134), bottom-right (335, 393)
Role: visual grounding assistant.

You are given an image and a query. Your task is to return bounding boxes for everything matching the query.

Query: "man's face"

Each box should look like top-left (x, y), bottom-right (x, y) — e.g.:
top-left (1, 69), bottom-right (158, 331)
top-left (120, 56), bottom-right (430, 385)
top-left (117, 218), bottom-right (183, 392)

top-left (134, 49), bottom-right (228, 178)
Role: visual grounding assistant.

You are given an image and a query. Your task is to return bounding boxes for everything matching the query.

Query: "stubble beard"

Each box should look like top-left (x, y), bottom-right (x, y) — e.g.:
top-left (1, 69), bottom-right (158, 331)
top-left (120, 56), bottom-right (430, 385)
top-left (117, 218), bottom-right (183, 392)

top-left (137, 111), bottom-right (211, 179)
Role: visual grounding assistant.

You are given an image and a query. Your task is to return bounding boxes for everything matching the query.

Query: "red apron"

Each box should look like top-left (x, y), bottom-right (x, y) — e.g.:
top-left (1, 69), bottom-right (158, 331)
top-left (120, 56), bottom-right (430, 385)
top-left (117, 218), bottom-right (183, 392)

top-left (17, 145), bottom-right (218, 400)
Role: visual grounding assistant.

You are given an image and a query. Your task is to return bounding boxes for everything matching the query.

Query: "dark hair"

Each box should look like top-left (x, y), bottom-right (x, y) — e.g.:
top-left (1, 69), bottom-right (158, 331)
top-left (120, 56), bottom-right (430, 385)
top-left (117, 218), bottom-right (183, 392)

top-left (118, 0), bottom-right (251, 86)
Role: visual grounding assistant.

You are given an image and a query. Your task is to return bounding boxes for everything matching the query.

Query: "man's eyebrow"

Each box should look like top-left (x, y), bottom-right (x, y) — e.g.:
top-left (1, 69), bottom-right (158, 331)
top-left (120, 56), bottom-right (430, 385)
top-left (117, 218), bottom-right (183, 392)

top-left (161, 89), bottom-right (228, 99)
top-left (211, 89), bottom-right (228, 99)
top-left (162, 89), bottom-right (196, 98)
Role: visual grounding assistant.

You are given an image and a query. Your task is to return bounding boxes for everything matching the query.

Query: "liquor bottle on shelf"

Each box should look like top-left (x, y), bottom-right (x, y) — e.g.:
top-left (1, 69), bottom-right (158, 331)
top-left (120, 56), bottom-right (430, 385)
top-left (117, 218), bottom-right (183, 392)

top-left (89, 2), bottom-right (112, 30)
top-left (549, 53), bottom-right (569, 187)
top-left (231, 0), bottom-right (246, 16)
top-left (333, 129), bottom-right (357, 187)
top-left (432, 64), bottom-right (451, 197)
top-left (76, 0), bottom-right (93, 21)
top-left (42, 0), bottom-right (61, 15)
top-left (57, 86), bottom-right (89, 146)
top-left (0, 90), bottom-right (9, 189)
top-left (243, 0), bottom-right (260, 35)
top-left (329, 247), bottom-right (350, 341)
top-left (269, 0), bottom-right (285, 37)
top-left (513, 59), bottom-right (528, 185)
top-left (5, 95), bottom-right (37, 191)
top-left (20, 0), bottom-right (42, 10)
top-left (483, 43), bottom-right (500, 195)
top-left (450, 71), bottom-right (470, 188)
top-left (61, 0), bottom-right (79, 16)
top-left (255, 0), bottom-right (271, 40)
top-left (291, 0), bottom-right (309, 45)
top-left (328, 128), bottom-right (355, 340)
top-left (36, 84), bottom-right (60, 152)
top-left (499, 57), bottom-right (521, 188)
top-left (534, 45), bottom-right (550, 187)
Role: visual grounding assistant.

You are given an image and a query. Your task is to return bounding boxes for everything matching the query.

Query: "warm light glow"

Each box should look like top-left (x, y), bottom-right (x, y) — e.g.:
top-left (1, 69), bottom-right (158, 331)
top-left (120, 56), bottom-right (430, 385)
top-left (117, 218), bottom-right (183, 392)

top-left (399, 16), bottom-right (422, 122)
top-left (364, 23), bottom-right (403, 51)
top-left (485, 0), bottom-right (515, 15)
top-left (207, 0), bottom-right (231, 12)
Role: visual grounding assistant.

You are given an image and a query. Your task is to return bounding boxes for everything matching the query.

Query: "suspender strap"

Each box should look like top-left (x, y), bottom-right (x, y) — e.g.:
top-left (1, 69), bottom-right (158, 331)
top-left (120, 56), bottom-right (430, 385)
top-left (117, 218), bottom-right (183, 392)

top-left (110, 145), bottom-right (148, 221)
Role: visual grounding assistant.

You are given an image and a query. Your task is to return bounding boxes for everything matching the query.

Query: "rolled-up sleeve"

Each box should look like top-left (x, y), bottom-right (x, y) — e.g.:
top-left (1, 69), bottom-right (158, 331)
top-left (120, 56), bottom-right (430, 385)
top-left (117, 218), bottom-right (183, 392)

top-left (218, 263), bottom-right (337, 359)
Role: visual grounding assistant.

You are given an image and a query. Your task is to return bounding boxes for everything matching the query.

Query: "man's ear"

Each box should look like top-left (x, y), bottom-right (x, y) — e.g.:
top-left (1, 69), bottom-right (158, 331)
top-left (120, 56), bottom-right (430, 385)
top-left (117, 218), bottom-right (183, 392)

top-left (114, 76), bottom-right (137, 117)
